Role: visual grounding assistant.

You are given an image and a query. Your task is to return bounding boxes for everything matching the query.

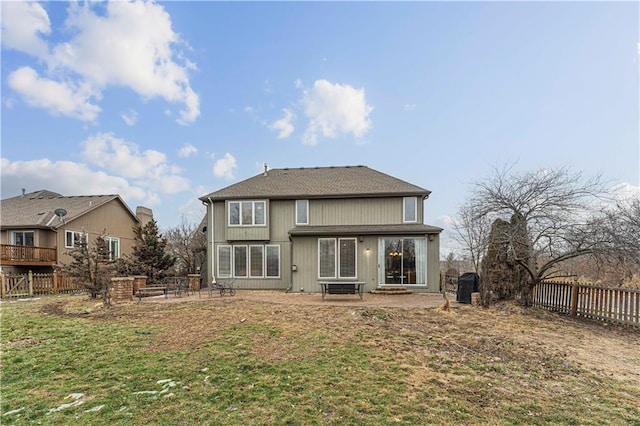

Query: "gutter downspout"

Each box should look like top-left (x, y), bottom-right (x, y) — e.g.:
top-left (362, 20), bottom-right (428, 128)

top-left (285, 234), bottom-right (293, 293)
top-left (208, 197), bottom-right (215, 286)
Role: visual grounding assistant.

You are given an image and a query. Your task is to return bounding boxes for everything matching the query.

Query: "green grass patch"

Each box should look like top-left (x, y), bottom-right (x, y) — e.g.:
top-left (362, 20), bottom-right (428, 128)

top-left (1, 295), bottom-right (639, 425)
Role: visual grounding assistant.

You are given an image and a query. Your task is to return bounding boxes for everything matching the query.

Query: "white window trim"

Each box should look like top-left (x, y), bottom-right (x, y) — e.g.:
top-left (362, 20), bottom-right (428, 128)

top-left (233, 245), bottom-right (248, 278)
top-left (265, 244), bottom-right (281, 278)
top-left (318, 238), bottom-right (357, 279)
top-left (11, 230), bottom-right (34, 246)
top-left (65, 230), bottom-right (86, 248)
top-left (218, 244), bottom-right (280, 279)
top-left (104, 236), bottom-right (120, 261)
top-left (295, 199), bottom-right (309, 225)
top-left (403, 197), bottom-right (418, 223)
top-left (249, 245), bottom-right (264, 278)
top-left (217, 245), bottom-right (232, 278)
top-left (318, 238), bottom-right (337, 279)
top-left (338, 238), bottom-right (358, 279)
top-left (228, 200), bottom-right (267, 227)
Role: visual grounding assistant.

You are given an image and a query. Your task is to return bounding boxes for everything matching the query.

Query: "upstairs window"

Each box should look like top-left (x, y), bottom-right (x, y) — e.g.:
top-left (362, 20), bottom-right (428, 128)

top-left (296, 200), bottom-right (309, 225)
top-left (65, 231), bottom-right (86, 248)
top-left (12, 231), bottom-right (34, 246)
top-left (229, 201), bottom-right (266, 226)
top-left (403, 197), bottom-right (417, 223)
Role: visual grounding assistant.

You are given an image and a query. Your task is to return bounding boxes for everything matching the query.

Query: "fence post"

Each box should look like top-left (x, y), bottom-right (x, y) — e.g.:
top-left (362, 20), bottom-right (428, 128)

top-left (28, 270), bottom-right (34, 296)
top-left (1, 271), bottom-right (5, 299)
top-left (53, 270), bottom-right (58, 294)
top-left (570, 277), bottom-right (579, 317)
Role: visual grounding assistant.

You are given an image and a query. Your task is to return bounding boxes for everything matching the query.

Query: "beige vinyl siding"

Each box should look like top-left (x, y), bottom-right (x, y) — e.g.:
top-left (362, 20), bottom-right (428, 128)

top-left (426, 233), bottom-right (440, 290)
top-left (292, 233), bottom-right (440, 294)
top-left (309, 197), bottom-right (423, 226)
top-left (269, 200), bottom-right (296, 239)
top-left (213, 241), bottom-right (290, 290)
top-left (210, 199), bottom-right (290, 289)
top-left (39, 230), bottom-right (57, 249)
top-left (292, 235), bottom-right (379, 294)
top-left (224, 200), bottom-right (270, 241)
top-left (55, 199), bottom-right (138, 266)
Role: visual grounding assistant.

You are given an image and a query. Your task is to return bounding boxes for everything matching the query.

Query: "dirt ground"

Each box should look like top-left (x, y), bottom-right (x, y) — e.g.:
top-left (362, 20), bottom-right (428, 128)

top-left (98, 289), bottom-right (638, 388)
top-left (22, 289), bottom-right (640, 395)
top-left (148, 288), bottom-right (457, 308)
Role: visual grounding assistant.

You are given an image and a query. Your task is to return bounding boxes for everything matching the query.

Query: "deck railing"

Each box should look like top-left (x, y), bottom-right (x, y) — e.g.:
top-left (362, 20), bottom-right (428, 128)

top-left (533, 280), bottom-right (640, 328)
top-left (0, 244), bottom-right (57, 264)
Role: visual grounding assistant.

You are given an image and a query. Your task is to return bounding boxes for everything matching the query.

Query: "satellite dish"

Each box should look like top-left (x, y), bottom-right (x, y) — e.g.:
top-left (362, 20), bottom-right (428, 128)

top-left (54, 208), bottom-right (67, 225)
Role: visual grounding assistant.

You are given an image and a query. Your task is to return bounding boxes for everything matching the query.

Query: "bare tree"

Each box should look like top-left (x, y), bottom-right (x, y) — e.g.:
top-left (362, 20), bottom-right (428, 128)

top-left (164, 215), bottom-right (207, 276)
top-left (452, 203), bottom-right (491, 273)
top-left (589, 196), bottom-right (640, 284)
top-left (466, 164), bottom-right (608, 305)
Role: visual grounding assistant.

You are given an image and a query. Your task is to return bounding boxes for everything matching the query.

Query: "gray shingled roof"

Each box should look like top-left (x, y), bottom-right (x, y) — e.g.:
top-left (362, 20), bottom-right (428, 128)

top-left (289, 224), bottom-right (443, 236)
top-left (0, 190), bottom-right (134, 229)
top-left (200, 166), bottom-right (431, 201)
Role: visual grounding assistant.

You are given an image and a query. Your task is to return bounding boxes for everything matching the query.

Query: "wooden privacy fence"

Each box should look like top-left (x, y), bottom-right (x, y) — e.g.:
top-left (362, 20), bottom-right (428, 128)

top-left (533, 280), bottom-right (640, 328)
top-left (0, 271), bottom-right (84, 299)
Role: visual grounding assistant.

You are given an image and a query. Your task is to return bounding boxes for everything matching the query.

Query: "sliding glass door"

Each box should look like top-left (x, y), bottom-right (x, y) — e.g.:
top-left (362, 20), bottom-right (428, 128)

top-left (379, 238), bottom-right (426, 285)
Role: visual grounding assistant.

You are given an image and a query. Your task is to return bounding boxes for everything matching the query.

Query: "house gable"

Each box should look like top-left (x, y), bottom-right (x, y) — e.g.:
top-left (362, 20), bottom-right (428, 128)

top-left (199, 165), bottom-right (442, 294)
top-left (1, 190), bottom-right (147, 274)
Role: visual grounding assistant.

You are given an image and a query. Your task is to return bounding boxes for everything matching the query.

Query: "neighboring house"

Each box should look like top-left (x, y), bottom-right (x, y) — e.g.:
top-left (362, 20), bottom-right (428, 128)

top-left (0, 189), bottom-right (153, 275)
top-left (199, 166), bottom-right (442, 293)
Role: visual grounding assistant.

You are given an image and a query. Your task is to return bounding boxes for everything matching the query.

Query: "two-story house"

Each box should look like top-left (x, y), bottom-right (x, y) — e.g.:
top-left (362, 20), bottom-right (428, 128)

top-left (199, 166), bottom-right (442, 293)
top-left (0, 189), bottom-right (153, 274)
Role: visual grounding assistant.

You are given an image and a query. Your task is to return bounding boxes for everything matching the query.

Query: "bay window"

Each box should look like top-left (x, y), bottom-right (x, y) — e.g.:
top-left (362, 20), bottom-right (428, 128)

top-left (12, 231), bottom-right (34, 246)
top-left (229, 201), bottom-right (266, 226)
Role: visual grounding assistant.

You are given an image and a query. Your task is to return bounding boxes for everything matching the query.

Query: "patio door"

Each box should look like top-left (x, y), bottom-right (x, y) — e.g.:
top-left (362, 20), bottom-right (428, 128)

top-left (378, 238), bottom-right (426, 285)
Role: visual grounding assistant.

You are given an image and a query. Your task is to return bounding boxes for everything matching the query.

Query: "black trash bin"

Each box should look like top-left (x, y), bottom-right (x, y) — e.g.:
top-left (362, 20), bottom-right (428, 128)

top-left (457, 272), bottom-right (479, 304)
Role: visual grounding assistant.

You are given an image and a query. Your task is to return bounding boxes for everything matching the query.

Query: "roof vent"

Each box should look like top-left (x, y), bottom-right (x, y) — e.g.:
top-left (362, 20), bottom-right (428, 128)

top-left (263, 162), bottom-right (268, 176)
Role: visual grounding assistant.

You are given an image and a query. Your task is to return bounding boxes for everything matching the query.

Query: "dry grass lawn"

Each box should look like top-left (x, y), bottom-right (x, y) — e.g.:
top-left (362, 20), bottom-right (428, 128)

top-left (2, 291), bottom-right (639, 425)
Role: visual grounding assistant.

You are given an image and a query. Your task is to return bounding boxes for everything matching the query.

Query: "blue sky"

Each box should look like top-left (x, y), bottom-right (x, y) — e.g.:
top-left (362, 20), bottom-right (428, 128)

top-left (1, 1), bottom-right (638, 255)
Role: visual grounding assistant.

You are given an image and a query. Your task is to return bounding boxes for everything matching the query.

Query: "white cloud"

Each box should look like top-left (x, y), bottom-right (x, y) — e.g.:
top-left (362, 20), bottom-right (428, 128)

top-left (269, 108), bottom-right (296, 139)
top-left (5, 1), bottom-right (199, 124)
top-left (81, 133), bottom-right (165, 178)
top-left (611, 182), bottom-right (640, 202)
top-left (213, 153), bottom-right (237, 179)
top-left (404, 103), bottom-right (416, 111)
top-left (300, 79), bottom-right (373, 146)
top-left (80, 133), bottom-right (189, 194)
top-left (8, 66), bottom-right (101, 121)
top-left (244, 106), bottom-right (255, 113)
top-left (294, 78), bottom-right (303, 89)
top-left (0, 0), bottom-right (50, 57)
top-left (178, 143), bottom-right (198, 158)
top-left (0, 157), bottom-right (150, 204)
top-left (121, 109), bottom-right (139, 126)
